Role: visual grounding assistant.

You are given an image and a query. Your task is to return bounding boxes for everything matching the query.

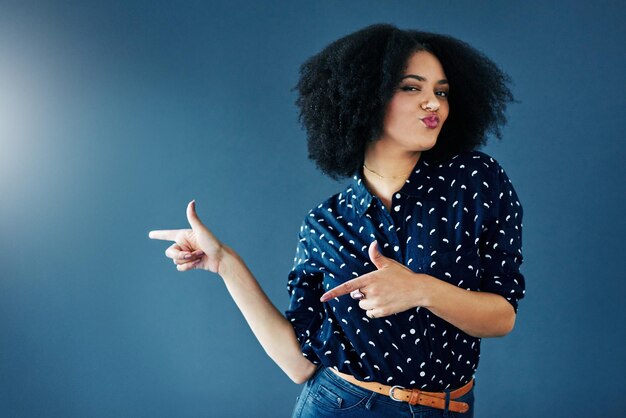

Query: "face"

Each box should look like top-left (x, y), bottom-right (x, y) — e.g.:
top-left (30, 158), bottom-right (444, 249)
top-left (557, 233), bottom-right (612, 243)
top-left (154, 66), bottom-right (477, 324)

top-left (378, 50), bottom-right (450, 153)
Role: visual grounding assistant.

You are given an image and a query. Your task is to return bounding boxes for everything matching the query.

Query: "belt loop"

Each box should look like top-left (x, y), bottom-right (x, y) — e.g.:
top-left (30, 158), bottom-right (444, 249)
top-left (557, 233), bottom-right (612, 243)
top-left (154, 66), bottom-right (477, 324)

top-left (443, 389), bottom-right (451, 417)
top-left (364, 391), bottom-right (376, 410)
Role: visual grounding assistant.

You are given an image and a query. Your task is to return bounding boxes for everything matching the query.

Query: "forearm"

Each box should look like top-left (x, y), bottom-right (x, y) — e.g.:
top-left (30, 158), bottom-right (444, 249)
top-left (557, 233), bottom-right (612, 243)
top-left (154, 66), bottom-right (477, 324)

top-left (218, 245), bottom-right (317, 384)
top-left (422, 276), bottom-right (516, 338)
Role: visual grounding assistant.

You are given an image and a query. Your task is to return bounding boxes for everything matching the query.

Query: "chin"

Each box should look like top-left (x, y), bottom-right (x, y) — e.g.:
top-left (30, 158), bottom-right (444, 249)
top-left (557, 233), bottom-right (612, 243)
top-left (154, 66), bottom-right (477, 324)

top-left (417, 136), bottom-right (438, 151)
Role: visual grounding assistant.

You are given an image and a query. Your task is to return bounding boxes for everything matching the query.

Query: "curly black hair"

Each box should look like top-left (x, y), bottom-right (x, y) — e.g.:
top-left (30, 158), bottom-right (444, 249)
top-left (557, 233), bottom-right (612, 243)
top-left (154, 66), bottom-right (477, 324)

top-left (295, 24), bottom-right (515, 180)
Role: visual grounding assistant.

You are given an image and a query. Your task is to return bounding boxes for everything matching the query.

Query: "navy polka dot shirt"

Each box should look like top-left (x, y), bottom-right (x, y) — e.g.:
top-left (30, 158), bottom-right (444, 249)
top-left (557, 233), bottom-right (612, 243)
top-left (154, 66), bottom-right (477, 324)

top-left (285, 151), bottom-right (525, 391)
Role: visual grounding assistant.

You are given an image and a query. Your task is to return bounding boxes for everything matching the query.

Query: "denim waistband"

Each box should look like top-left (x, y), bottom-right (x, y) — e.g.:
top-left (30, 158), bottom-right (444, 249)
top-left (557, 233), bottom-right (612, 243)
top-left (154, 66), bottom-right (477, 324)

top-left (318, 367), bottom-right (475, 410)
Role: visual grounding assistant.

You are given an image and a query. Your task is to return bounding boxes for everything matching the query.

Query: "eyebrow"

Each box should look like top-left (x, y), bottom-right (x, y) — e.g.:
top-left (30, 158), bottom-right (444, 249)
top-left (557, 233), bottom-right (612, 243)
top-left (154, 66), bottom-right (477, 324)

top-left (400, 75), bottom-right (449, 85)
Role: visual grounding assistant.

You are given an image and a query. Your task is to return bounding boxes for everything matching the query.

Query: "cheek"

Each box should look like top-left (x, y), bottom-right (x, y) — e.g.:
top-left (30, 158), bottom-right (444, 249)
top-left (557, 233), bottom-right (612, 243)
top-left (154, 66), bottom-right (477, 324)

top-left (382, 102), bottom-right (405, 131)
top-left (385, 99), bottom-right (403, 117)
top-left (439, 104), bottom-right (450, 125)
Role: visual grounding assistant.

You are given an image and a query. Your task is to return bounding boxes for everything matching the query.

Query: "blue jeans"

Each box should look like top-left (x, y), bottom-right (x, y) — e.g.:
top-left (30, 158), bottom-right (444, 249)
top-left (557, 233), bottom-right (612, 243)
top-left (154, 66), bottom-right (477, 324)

top-left (291, 368), bottom-right (474, 418)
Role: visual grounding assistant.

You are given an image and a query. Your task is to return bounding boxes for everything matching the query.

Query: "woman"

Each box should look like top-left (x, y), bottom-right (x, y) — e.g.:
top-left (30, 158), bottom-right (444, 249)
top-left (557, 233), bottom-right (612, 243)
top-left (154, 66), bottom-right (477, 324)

top-left (149, 24), bottom-right (525, 417)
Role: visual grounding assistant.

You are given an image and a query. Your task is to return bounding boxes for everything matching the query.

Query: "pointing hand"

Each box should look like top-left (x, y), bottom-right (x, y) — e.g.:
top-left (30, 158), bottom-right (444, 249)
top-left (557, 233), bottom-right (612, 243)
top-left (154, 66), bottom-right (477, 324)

top-left (149, 200), bottom-right (224, 273)
top-left (320, 241), bottom-right (433, 318)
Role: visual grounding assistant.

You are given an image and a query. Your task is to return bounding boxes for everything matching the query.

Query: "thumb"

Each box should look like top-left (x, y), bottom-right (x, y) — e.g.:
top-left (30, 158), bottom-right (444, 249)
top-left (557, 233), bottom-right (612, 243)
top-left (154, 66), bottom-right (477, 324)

top-left (186, 200), bottom-right (206, 231)
top-left (368, 240), bottom-right (388, 270)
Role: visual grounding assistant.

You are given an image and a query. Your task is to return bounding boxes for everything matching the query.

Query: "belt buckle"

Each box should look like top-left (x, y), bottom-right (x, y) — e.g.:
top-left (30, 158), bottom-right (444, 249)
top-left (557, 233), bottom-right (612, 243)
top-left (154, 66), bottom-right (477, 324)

top-left (389, 385), bottom-right (406, 402)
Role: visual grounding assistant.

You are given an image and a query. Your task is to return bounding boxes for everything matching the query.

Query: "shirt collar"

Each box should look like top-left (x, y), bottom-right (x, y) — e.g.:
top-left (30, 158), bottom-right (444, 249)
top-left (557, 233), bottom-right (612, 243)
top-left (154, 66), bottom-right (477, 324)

top-left (399, 156), bottom-right (430, 197)
top-left (350, 156), bottom-right (430, 216)
top-left (349, 173), bottom-right (374, 216)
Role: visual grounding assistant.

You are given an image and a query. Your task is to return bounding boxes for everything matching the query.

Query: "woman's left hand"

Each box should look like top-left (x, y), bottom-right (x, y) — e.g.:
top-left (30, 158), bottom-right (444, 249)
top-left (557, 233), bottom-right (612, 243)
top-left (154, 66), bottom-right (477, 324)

top-left (320, 241), bottom-right (434, 318)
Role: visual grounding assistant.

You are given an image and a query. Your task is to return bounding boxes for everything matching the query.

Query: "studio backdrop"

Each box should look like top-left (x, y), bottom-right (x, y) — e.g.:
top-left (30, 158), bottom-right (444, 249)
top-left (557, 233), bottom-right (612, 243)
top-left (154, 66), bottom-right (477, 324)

top-left (1, 1), bottom-right (624, 417)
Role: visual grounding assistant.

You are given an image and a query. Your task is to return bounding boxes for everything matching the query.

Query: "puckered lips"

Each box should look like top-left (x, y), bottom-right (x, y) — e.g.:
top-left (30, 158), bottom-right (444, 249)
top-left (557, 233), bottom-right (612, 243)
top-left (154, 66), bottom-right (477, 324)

top-left (420, 115), bottom-right (440, 129)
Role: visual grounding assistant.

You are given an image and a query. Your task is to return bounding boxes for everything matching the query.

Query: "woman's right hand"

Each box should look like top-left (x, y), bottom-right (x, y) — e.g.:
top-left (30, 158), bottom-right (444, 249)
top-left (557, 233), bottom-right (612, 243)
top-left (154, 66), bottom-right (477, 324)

top-left (149, 200), bottom-right (224, 274)
top-left (150, 200), bottom-right (317, 383)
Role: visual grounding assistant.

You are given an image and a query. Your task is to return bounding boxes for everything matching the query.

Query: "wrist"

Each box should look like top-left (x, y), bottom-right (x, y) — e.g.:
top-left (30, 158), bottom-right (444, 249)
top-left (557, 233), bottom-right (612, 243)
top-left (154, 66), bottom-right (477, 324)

top-left (416, 273), bottom-right (440, 309)
top-left (217, 245), bottom-right (240, 278)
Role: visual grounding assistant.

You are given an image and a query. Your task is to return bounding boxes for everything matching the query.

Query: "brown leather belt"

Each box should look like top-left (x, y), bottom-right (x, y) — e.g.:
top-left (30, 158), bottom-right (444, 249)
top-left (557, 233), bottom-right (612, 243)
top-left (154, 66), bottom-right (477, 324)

top-left (329, 368), bottom-right (472, 413)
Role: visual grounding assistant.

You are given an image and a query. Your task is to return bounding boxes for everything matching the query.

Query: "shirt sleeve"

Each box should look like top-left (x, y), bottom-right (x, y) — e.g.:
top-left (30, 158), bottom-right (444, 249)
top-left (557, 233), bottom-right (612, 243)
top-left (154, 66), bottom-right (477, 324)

top-left (284, 218), bottom-right (325, 365)
top-left (479, 162), bottom-right (526, 312)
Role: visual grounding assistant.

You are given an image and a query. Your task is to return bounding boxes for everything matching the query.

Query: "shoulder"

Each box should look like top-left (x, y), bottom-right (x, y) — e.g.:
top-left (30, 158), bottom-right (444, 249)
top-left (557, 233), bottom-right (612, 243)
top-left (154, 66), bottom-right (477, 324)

top-left (297, 185), bottom-right (354, 231)
top-left (428, 150), bottom-right (505, 185)
top-left (418, 151), bottom-right (515, 209)
top-left (447, 151), bottom-right (523, 213)
top-left (436, 150), bottom-right (502, 172)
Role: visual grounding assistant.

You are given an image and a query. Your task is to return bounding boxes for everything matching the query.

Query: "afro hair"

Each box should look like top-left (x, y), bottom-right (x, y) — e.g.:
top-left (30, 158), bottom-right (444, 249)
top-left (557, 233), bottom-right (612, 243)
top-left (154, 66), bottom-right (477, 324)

top-left (295, 24), bottom-right (514, 179)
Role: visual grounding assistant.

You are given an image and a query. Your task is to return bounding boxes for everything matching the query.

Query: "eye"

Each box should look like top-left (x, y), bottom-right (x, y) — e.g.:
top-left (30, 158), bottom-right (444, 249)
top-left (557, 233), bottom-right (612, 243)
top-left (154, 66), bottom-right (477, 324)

top-left (436, 90), bottom-right (449, 98)
top-left (400, 85), bottom-right (420, 92)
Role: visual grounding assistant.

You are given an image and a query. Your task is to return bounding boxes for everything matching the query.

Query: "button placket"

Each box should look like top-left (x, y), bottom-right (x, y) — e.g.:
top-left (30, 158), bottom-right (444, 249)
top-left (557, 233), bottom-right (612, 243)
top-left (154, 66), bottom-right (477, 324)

top-left (382, 193), bottom-right (404, 263)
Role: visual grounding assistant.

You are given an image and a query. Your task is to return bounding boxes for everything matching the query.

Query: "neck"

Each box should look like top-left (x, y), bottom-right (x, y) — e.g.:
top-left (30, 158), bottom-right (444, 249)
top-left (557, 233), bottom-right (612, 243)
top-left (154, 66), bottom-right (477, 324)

top-left (361, 142), bottom-right (421, 210)
top-left (363, 141), bottom-right (421, 180)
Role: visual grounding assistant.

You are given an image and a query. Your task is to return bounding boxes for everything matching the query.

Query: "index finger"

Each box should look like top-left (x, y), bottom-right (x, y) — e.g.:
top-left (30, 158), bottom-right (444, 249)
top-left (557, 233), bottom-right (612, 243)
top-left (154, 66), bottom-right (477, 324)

top-left (320, 276), bottom-right (370, 302)
top-left (148, 230), bottom-right (179, 241)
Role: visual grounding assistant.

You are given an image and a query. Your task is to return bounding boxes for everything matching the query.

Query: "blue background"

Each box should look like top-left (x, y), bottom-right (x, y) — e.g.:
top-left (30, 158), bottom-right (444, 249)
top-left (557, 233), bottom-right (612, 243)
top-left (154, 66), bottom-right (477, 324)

top-left (1, 1), bottom-right (624, 417)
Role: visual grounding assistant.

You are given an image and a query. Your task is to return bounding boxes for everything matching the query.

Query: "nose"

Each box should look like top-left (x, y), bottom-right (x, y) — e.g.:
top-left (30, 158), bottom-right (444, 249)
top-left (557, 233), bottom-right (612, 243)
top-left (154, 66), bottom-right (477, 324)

top-left (421, 93), bottom-right (439, 112)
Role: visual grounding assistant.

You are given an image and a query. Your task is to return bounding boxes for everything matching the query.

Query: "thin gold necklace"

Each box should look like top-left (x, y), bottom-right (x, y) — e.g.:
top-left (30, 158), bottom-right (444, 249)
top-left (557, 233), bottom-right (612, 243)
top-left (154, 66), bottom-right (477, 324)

top-left (363, 163), bottom-right (412, 180)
